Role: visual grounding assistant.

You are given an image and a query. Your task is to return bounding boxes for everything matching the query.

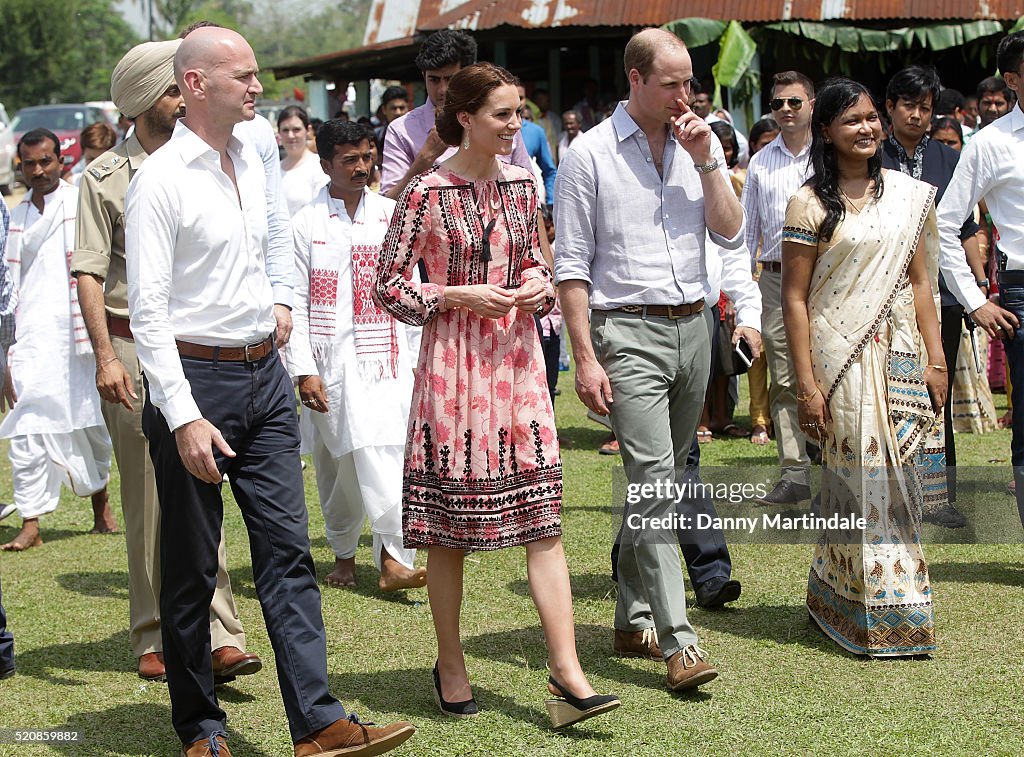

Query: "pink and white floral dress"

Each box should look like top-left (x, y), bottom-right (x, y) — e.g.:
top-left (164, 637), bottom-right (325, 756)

top-left (375, 164), bottom-right (561, 550)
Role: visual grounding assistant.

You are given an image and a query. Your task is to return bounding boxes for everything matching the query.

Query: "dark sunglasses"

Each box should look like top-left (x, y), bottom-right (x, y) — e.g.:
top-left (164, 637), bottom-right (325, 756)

top-left (770, 97), bottom-right (804, 111)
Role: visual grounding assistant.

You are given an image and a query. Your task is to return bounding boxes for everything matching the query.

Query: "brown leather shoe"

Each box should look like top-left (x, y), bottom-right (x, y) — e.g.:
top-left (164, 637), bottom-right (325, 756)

top-left (211, 646), bottom-right (262, 683)
top-left (138, 652), bottom-right (166, 681)
top-left (293, 716), bottom-right (415, 757)
top-left (665, 645), bottom-right (718, 691)
top-left (181, 734), bottom-right (232, 756)
top-left (613, 628), bottom-right (663, 660)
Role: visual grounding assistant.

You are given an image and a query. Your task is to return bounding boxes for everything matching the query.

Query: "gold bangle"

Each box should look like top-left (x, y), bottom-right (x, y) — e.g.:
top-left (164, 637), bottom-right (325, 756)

top-left (926, 364), bottom-right (947, 372)
top-left (99, 356), bottom-right (118, 368)
top-left (796, 388), bottom-right (820, 403)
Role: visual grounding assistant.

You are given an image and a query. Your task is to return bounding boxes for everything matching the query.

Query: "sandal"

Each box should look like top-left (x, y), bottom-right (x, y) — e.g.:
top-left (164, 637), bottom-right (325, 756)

top-left (697, 427), bottom-right (713, 444)
top-left (719, 423), bottom-right (750, 438)
top-left (750, 425), bottom-right (770, 445)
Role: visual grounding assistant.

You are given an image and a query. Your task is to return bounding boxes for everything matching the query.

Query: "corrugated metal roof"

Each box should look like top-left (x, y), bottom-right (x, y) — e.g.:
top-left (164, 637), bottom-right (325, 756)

top-left (418, 0), bottom-right (1024, 29)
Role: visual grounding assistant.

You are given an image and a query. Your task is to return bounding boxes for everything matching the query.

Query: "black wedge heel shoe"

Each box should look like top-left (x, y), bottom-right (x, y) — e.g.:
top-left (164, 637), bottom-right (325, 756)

top-left (545, 676), bottom-right (620, 729)
top-left (432, 662), bottom-right (479, 718)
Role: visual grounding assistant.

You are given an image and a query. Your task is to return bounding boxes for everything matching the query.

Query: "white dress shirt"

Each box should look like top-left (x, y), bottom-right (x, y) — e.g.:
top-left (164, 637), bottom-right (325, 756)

top-left (554, 102), bottom-right (760, 329)
top-left (937, 104), bottom-right (1024, 313)
top-left (126, 120), bottom-right (277, 430)
top-left (742, 132), bottom-right (812, 264)
top-left (234, 114), bottom-right (294, 308)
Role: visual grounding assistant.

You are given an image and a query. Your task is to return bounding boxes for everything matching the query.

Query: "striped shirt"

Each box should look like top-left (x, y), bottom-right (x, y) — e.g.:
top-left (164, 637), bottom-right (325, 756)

top-left (741, 132), bottom-right (812, 264)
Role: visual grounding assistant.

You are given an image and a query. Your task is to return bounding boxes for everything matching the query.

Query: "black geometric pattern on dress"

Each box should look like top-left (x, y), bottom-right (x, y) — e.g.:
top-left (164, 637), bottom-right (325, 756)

top-left (497, 427), bottom-right (508, 478)
top-left (463, 428), bottom-right (473, 479)
top-left (403, 462), bottom-right (562, 551)
top-left (422, 422), bottom-right (436, 475)
top-left (530, 420), bottom-right (545, 467)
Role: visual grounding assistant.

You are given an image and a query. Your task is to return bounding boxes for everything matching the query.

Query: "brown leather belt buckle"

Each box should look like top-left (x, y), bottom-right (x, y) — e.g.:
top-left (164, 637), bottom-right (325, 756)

top-left (244, 342), bottom-right (262, 362)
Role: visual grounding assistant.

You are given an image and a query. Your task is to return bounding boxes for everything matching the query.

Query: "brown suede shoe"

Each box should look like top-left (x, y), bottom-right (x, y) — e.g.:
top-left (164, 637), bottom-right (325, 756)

top-left (211, 646), bottom-right (262, 683)
top-left (665, 645), bottom-right (718, 691)
top-left (181, 734), bottom-right (231, 757)
top-left (293, 716), bottom-right (415, 757)
top-left (138, 652), bottom-right (166, 681)
top-left (613, 628), bottom-right (663, 661)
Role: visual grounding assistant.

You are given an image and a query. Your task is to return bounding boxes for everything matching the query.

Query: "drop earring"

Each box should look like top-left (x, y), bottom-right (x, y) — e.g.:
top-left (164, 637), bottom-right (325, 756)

top-left (462, 134), bottom-right (470, 150)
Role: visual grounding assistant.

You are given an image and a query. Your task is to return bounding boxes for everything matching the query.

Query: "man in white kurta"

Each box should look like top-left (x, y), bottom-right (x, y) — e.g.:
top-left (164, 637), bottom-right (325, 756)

top-left (289, 120), bottom-right (425, 592)
top-left (1, 129), bottom-right (112, 551)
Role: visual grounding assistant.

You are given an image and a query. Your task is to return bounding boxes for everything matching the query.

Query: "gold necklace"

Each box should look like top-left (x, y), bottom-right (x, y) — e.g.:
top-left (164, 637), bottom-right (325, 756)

top-left (839, 184), bottom-right (870, 212)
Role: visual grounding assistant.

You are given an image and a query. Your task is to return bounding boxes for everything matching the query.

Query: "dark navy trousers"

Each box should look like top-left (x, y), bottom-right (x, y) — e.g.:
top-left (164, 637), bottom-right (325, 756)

top-left (999, 284), bottom-right (1024, 527)
top-left (143, 346), bottom-right (345, 745)
top-left (0, 574), bottom-right (13, 674)
top-left (611, 435), bottom-right (733, 588)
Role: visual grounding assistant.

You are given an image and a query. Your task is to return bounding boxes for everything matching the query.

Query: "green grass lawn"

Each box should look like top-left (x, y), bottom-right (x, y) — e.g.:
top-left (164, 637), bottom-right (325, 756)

top-left (1, 370), bottom-right (1022, 756)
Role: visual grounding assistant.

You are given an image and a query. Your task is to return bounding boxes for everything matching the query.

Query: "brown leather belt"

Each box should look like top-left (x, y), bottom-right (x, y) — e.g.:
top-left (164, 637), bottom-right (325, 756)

top-left (761, 260), bottom-right (782, 273)
top-left (107, 315), bottom-right (133, 340)
top-left (176, 336), bottom-right (274, 363)
top-left (607, 301), bottom-right (705, 319)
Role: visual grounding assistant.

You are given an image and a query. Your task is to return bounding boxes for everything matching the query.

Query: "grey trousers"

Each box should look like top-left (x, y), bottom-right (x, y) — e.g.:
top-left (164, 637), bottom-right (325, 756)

top-left (759, 270), bottom-right (811, 486)
top-left (592, 309), bottom-right (709, 658)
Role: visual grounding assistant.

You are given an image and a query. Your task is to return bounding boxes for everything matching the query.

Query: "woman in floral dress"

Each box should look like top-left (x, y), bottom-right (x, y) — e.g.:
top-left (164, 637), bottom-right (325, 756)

top-left (375, 62), bottom-right (618, 727)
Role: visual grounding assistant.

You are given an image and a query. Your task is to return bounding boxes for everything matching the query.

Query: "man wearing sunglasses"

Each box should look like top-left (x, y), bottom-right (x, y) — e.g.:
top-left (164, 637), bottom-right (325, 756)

top-left (743, 71), bottom-right (817, 507)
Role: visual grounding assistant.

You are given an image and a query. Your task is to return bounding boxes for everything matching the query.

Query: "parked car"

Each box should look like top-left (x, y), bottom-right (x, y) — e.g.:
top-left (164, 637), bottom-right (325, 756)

top-left (9, 103), bottom-right (115, 174)
top-left (0, 102), bottom-right (15, 194)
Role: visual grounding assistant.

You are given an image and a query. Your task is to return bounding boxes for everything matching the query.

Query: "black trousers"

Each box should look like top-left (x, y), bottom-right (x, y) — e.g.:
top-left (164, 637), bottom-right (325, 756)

top-left (940, 304), bottom-right (963, 502)
top-left (143, 347), bottom-right (345, 745)
top-left (611, 435), bottom-right (733, 589)
top-left (536, 315), bottom-right (560, 405)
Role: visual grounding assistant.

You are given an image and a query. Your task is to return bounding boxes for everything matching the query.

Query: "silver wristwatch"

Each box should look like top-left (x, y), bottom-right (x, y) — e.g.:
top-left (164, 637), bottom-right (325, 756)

top-left (693, 158), bottom-right (720, 174)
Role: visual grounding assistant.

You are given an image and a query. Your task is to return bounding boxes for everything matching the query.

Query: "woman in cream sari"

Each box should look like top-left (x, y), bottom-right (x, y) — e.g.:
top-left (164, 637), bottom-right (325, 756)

top-left (782, 79), bottom-right (947, 657)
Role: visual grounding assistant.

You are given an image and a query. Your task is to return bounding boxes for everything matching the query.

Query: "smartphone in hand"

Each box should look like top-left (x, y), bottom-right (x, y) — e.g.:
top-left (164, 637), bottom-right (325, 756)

top-left (734, 337), bottom-right (754, 369)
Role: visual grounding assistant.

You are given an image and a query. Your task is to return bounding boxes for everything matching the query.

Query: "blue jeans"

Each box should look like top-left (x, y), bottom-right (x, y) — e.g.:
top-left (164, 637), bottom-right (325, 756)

top-left (143, 346), bottom-right (345, 745)
top-left (998, 283), bottom-right (1024, 527)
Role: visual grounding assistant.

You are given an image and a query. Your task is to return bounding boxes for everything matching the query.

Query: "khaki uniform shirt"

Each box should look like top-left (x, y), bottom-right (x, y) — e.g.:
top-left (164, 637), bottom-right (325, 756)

top-left (70, 134), bottom-right (148, 318)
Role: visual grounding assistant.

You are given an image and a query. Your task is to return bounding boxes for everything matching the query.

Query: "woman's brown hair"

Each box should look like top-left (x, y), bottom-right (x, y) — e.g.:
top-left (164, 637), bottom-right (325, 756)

top-left (435, 62), bottom-right (520, 147)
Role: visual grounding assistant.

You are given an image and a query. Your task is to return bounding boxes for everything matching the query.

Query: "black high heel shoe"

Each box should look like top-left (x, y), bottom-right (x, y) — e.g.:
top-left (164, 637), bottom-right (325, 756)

top-left (432, 662), bottom-right (479, 718)
top-left (545, 676), bottom-right (620, 729)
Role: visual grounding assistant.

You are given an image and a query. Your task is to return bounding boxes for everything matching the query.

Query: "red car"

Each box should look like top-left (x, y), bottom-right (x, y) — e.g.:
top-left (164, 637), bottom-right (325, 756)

top-left (10, 103), bottom-right (115, 172)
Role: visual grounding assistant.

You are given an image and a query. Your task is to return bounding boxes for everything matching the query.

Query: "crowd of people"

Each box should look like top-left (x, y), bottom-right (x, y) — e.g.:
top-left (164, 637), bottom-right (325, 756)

top-left (1, 17), bottom-right (1023, 756)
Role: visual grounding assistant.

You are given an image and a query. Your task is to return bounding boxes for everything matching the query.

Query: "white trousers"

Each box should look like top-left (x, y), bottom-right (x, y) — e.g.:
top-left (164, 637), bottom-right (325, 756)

top-left (9, 426), bottom-right (112, 519)
top-left (311, 436), bottom-right (414, 571)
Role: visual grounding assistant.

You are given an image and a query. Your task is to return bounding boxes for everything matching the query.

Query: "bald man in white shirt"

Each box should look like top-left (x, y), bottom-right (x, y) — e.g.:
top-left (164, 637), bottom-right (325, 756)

top-left (125, 27), bottom-right (414, 757)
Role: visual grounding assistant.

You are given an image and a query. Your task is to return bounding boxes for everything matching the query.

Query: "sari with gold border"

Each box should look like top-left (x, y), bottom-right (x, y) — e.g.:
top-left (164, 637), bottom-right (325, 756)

top-left (783, 169), bottom-right (942, 656)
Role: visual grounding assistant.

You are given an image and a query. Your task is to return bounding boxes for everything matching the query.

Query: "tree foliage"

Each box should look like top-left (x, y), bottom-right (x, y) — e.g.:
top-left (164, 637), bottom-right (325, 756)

top-left (0, 0), bottom-right (140, 111)
top-left (0, 0), bottom-right (371, 111)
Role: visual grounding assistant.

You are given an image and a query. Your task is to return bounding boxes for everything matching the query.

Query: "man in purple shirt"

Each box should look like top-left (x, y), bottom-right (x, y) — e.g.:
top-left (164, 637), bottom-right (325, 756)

top-left (381, 30), bottom-right (531, 199)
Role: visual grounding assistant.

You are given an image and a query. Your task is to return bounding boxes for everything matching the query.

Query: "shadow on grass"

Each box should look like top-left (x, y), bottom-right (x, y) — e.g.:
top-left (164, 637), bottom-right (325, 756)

top-left (15, 629), bottom-right (136, 683)
top-left (929, 561), bottom-right (1024, 586)
top-left (57, 569), bottom-right (130, 599)
top-left (327, 666), bottom-right (614, 741)
top-left (0, 526), bottom-right (81, 547)
top-left (463, 623), bottom-right (700, 699)
top-left (506, 573), bottom-right (616, 601)
top-left (694, 603), bottom-right (848, 655)
top-left (49, 702), bottom-right (274, 757)
top-left (557, 426), bottom-right (612, 450)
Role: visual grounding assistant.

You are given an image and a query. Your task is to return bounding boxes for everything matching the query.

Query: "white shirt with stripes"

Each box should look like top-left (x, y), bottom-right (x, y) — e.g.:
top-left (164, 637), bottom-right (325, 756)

top-left (741, 132), bottom-right (812, 265)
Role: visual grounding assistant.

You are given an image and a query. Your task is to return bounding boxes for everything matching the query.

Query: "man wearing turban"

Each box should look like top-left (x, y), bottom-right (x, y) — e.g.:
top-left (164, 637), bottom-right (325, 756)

top-left (71, 39), bottom-right (261, 685)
